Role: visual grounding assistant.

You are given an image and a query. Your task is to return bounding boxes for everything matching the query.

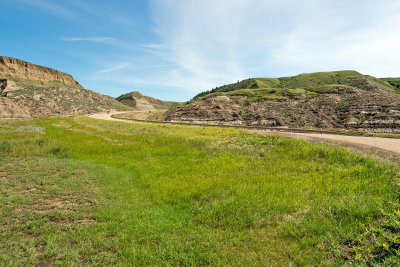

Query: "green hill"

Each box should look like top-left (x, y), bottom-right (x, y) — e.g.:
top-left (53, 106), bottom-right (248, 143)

top-left (381, 77), bottom-right (400, 94)
top-left (193, 71), bottom-right (398, 100)
top-left (166, 71), bottom-right (400, 133)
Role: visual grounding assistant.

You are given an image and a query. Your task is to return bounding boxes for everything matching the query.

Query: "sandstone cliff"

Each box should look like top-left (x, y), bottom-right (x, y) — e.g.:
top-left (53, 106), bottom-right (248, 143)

top-left (0, 56), bottom-right (83, 88)
top-left (0, 57), bottom-right (131, 118)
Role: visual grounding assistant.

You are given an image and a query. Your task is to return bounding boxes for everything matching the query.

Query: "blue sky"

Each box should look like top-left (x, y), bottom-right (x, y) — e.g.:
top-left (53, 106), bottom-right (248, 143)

top-left (1, 0), bottom-right (400, 101)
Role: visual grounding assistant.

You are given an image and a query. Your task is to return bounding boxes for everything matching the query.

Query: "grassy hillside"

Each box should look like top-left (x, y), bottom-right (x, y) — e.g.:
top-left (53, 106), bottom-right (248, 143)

top-left (1, 117), bottom-right (399, 265)
top-left (193, 71), bottom-right (398, 100)
top-left (382, 78), bottom-right (400, 94)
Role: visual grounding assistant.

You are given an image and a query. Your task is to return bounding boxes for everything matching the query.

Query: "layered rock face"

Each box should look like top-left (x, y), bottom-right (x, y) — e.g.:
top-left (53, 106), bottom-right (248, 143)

top-left (165, 72), bottom-right (400, 133)
top-left (0, 56), bottom-right (83, 88)
top-left (0, 57), bottom-right (130, 118)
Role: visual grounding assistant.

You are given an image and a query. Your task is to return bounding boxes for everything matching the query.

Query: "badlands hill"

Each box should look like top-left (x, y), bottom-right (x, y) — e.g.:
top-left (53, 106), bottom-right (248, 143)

top-left (165, 71), bottom-right (400, 133)
top-left (116, 91), bottom-right (179, 110)
top-left (0, 56), bottom-right (131, 118)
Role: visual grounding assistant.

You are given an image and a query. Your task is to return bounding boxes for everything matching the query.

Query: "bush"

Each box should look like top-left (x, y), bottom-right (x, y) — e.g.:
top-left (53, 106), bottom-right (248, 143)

top-left (0, 141), bottom-right (11, 153)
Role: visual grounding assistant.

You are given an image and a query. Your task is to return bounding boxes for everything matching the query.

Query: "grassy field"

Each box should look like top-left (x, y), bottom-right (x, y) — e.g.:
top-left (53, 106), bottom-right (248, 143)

top-left (1, 117), bottom-right (400, 265)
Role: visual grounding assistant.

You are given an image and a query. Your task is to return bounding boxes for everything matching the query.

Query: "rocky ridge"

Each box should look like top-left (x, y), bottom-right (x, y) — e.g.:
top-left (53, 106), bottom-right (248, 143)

top-left (0, 57), bottom-right (131, 118)
top-left (165, 71), bottom-right (400, 133)
top-left (0, 56), bottom-right (83, 88)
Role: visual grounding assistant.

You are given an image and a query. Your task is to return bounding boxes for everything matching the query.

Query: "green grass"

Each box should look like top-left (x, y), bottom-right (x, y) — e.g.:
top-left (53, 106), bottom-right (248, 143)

top-left (255, 78), bottom-right (280, 88)
top-left (277, 70), bottom-right (361, 88)
top-left (147, 110), bottom-right (167, 120)
top-left (112, 110), bottom-right (167, 121)
top-left (371, 133), bottom-right (400, 139)
top-left (1, 117), bottom-right (399, 265)
top-left (381, 77), bottom-right (400, 94)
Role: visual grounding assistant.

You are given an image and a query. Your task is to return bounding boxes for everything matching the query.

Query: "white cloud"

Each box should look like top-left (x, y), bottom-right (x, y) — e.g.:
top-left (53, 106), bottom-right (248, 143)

top-left (271, 1), bottom-right (400, 77)
top-left (146, 0), bottom-right (400, 96)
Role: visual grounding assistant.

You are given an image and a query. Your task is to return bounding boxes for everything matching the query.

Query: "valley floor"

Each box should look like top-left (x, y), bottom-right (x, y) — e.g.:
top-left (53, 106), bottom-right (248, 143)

top-left (1, 116), bottom-right (400, 265)
top-left (97, 111), bottom-right (400, 157)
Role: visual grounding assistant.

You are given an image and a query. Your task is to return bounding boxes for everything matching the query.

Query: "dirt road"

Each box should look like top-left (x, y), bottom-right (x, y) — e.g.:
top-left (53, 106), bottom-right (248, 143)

top-left (88, 112), bottom-right (400, 156)
top-left (88, 111), bottom-right (136, 122)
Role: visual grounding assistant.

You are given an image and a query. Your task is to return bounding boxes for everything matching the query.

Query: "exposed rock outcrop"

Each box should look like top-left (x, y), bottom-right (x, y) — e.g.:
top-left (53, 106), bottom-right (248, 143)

top-left (165, 71), bottom-right (400, 133)
top-left (0, 56), bottom-right (83, 88)
top-left (0, 57), bottom-right (131, 118)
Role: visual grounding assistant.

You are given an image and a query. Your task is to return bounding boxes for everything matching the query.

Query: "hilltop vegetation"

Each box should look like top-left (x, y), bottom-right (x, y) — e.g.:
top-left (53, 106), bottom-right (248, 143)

top-left (167, 71), bottom-right (400, 133)
top-left (193, 71), bottom-right (397, 100)
top-left (382, 77), bottom-right (400, 94)
top-left (1, 117), bottom-right (399, 265)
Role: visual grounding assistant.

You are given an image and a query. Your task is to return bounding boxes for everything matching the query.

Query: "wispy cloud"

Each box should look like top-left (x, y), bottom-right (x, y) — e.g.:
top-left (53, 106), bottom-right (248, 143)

top-left (18, 0), bottom-right (75, 18)
top-left (62, 37), bottom-right (127, 46)
top-left (68, 0), bottom-right (139, 26)
top-left (270, 1), bottom-right (400, 77)
top-left (147, 0), bottom-right (291, 89)
top-left (27, 0), bottom-right (400, 101)
top-left (96, 62), bottom-right (130, 74)
top-left (146, 0), bottom-right (400, 96)
top-left (61, 36), bottom-right (161, 55)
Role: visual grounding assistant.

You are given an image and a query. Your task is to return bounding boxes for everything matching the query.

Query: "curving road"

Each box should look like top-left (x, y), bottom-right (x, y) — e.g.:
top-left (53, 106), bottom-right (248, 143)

top-left (88, 111), bottom-right (137, 122)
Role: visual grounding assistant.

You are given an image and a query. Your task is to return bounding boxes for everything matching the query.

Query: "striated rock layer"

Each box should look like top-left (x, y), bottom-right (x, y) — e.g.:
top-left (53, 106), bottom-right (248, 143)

top-left (0, 56), bottom-right (83, 88)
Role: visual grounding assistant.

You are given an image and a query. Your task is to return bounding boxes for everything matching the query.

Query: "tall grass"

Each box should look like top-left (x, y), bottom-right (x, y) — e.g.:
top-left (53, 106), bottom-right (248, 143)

top-left (0, 117), bottom-right (399, 265)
